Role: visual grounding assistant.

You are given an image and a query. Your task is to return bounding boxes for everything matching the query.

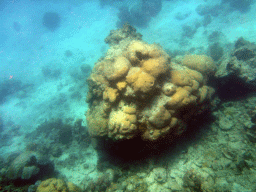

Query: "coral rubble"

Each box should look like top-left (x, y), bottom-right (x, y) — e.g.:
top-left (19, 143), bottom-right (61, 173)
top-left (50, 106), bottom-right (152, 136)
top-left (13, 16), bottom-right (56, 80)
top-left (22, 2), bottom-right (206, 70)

top-left (86, 25), bottom-right (216, 144)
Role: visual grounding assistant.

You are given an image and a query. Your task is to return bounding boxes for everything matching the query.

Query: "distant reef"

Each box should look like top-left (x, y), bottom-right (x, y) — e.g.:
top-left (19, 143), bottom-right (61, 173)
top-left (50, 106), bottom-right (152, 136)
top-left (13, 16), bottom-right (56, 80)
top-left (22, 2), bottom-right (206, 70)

top-left (42, 12), bottom-right (61, 31)
top-left (117, 0), bottom-right (162, 28)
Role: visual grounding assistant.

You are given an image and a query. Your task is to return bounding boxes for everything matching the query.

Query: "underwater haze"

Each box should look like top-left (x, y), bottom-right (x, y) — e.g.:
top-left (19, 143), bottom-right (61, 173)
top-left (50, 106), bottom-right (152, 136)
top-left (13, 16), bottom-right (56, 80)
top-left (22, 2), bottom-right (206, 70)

top-left (0, 0), bottom-right (256, 191)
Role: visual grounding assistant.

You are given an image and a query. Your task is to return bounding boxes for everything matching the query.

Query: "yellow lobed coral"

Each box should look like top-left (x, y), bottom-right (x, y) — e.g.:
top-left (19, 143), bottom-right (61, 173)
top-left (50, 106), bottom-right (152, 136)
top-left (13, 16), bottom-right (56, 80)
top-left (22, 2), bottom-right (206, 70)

top-left (125, 41), bottom-right (151, 64)
top-left (116, 81), bottom-right (127, 91)
top-left (170, 68), bottom-right (204, 87)
top-left (103, 56), bottom-right (131, 81)
top-left (86, 101), bottom-right (109, 137)
top-left (182, 54), bottom-right (217, 76)
top-left (36, 178), bottom-right (81, 192)
top-left (103, 87), bottom-right (119, 103)
top-left (141, 57), bottom-right (169, 78)
top-left (148, 106), bottom-right (172, 128)
top-left (86, 30), bottom-right (215, 142)
top-left (108, 102), bottom-right (137, 139)
top-left (126, 67), bottom-right (156, 93)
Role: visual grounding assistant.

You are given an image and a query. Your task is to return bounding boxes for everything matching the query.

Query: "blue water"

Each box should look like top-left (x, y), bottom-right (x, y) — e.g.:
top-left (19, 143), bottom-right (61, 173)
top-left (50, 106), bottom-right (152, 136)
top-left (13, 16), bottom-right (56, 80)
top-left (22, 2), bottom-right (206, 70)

top-left (0, 0), bottom-right (256, 191)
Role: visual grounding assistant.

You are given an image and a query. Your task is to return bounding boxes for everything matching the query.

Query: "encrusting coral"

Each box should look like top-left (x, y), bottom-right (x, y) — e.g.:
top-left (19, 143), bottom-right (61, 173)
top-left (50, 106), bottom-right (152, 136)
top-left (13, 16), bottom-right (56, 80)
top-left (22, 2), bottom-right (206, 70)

top-left (86, 24), bottom-right (216, 142)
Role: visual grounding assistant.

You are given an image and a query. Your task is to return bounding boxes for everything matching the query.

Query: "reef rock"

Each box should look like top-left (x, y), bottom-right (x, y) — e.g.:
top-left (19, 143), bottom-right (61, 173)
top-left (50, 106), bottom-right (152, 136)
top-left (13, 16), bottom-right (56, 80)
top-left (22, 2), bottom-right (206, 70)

top-left (216, 37), bottom-right (256, 81)
top-left (104, 24), bottom-right (142, 46)
top-left (6, 151), bottom-right (38, 180)
top-left (86, 25), bottom-right (216, 142)
top-left (6, 150), bottom-right (54, 182)
top-left (215, 37), bottom-right (256, 99)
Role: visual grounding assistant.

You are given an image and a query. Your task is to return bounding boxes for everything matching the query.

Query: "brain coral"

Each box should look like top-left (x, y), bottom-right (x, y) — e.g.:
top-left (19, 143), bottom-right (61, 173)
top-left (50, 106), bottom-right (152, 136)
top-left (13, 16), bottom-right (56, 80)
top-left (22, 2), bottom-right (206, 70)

top-left (86, 25), bottom-right (215, 142)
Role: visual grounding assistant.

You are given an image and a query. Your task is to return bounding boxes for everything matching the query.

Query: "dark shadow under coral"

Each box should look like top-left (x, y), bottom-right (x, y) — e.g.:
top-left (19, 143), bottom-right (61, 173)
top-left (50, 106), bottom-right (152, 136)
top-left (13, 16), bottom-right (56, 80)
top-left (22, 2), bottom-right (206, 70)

top-left (95, 109), bottom-right (215, 171)
top-left (210, 75), bottom-right (256, 101)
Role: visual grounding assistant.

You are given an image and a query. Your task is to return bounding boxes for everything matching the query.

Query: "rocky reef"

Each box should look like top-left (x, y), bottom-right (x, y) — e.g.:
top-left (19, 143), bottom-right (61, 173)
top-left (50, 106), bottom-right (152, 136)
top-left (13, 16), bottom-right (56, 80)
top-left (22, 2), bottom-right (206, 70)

top-left (86, 24), bottom-right (216, 145)
top-left (214, 37), bottom-right (256, 100)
